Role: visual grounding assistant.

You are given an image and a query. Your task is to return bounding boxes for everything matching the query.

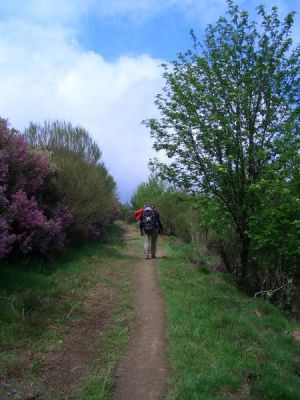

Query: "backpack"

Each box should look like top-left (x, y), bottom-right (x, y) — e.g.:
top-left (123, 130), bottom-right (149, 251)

top-left (135, 208), bottom-right (144, 221)
top-left (142, 206), bottom-right (156, 232)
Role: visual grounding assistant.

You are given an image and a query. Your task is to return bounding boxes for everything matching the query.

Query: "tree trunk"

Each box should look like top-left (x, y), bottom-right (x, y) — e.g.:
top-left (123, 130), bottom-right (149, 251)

top-left (237, 232), bottom-right (250, 282)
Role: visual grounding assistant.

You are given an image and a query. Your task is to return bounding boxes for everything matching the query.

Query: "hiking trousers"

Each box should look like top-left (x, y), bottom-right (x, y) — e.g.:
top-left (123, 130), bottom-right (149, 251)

top-left (143, 228), bottom-right (159, 258)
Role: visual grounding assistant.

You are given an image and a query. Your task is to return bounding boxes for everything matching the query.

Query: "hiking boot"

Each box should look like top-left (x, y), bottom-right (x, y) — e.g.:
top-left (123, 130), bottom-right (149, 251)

top-left (151, 255), bottom-right (156, 259)
top-left (145, 254), bottom-right (150, 259)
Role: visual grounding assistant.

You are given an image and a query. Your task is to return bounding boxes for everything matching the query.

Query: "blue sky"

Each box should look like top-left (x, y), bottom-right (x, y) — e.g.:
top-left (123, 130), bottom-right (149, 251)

top-left (0, 0), bottom-right (299, 201)
top-left (78, 7), bottom-right (199, 61)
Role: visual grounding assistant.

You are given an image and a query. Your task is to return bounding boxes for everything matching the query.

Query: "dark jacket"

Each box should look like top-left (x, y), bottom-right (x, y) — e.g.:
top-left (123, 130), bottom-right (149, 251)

top-left (140, 210), bottom-right (163, 233)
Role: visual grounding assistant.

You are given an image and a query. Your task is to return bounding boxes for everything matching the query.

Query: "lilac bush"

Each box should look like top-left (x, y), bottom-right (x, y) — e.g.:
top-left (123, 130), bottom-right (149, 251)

top-left (0, 119), bottom-right (73, 260)
top-left (0, 218), bottom-right (16, 258)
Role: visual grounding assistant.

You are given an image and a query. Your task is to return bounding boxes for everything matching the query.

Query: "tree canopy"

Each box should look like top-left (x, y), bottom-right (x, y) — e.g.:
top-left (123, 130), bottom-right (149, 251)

top-left (26, 120), bottom-right (102, 165)
top-left (145, 1), bottom-right (300, 282)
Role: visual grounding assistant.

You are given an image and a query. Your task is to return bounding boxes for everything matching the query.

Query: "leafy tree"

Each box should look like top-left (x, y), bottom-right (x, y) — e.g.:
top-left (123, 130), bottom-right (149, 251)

top-left (145, 1), bottom-right (300, 281)
top-left (131, 177), bottom-right (165, 208)
top-left (26, 120), bottom-right (101, 164)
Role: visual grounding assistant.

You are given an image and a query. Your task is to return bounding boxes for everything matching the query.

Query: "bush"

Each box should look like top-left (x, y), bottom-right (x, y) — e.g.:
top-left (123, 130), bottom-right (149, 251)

top-left (119, 204), bottom-right (136, 224)
top-left (246, 177), bottom-right (300, 304)
top-left (25, 120), bottom-right (118, 242)
top-left (0, 119), bottom-right (72, 259)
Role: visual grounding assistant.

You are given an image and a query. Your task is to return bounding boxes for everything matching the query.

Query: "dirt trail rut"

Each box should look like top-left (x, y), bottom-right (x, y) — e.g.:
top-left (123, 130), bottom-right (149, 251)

top-left (114, 227), bottom-right (168, 400)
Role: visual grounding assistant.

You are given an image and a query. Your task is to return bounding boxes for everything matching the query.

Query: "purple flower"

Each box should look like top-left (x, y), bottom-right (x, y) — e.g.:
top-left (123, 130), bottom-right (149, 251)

top-left (0, 217), bottom-right (16, 259)
top-left (0, 119), bottom-right (74, 259)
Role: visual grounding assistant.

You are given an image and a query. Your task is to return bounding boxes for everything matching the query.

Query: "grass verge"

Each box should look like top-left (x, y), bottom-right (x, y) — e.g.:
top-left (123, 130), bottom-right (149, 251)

top-left (0, 222), bottom-right (134, 400)
top-left (158, 239), bottom-right (300, 400)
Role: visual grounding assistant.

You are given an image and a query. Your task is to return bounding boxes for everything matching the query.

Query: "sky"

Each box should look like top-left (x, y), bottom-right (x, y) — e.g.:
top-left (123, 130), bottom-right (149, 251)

top-left (0, 0), bottom-right (299, 202)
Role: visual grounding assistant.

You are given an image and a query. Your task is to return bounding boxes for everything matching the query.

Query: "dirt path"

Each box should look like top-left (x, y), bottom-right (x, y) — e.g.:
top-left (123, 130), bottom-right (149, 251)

top-left (113, 227), bottom-right (168, 400)
top-left (40, 281), bottom-right (119, 398)
top-left (0, 225), bottom-right (168, 400)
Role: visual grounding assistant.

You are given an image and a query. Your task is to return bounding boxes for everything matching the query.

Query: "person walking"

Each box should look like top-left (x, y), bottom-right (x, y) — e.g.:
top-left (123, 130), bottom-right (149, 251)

top-left (140, 204), bottom-right (163, 259)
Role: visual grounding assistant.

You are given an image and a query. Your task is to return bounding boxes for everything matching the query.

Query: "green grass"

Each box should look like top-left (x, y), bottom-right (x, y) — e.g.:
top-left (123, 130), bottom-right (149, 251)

top-left (0, 222), bottom-right (134, 399)
top-left (76, 244), bottom-right (136, 400)
top-left (158, 239), bottom-right (300, 400)
top-left (76, 325), bottom-right (131, 400)
top-left (0, 224), bottom-right (122, 347)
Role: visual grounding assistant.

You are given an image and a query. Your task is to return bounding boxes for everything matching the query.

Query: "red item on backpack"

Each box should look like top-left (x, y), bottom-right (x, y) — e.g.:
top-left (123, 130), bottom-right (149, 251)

top-left (135, 208), bottom-right (144, 221)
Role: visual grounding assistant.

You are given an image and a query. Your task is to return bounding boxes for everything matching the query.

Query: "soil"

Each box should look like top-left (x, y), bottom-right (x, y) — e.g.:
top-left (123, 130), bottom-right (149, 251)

top-left (40, 281), bottom-right (119, 398)
top-left (113, 227), bottom-right (168, 400)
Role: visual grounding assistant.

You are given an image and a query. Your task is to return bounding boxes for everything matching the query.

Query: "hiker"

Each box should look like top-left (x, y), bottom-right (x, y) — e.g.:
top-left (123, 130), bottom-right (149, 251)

top-left (140, 204), bottom-right (163, 259)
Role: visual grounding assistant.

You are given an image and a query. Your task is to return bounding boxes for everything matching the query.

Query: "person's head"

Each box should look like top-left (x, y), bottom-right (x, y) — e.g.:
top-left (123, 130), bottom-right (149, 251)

top-left (144, 204), bottom-right (156, 211)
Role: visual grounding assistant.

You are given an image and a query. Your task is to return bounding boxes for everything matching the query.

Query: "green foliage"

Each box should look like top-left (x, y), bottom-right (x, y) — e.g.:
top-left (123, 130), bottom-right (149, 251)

top-left (131, 176), bottom-right (165, 208)
top-left (194, 195), bottom-right (240, 273)
top-left (249, 180), bottom-right (300, 264)
top-left (145, 1), bottom-right (300, 294)
top-left (156, 190), bottom-right (192, 240)
top-left (26, 120), bottom-right (101, 164)
top-left (119, 203), bottom-right (136, 224)
top-left (25, 120), bottom-right (118, 242)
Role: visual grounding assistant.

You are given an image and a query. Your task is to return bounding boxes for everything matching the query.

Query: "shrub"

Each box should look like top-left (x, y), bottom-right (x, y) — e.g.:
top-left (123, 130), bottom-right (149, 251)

top-left (25, 120), bottom-right (118, 242)
top-left (0, 119), bottom-right (72, 260)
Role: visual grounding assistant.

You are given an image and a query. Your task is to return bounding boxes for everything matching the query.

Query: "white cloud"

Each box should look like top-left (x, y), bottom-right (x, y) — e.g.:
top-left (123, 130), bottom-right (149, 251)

top-left (0, 0), bottom-right (91, 24)
top-left (0, 0), bottom-right (299, 201)
top-left (0, 19), bottom-right (164, 201)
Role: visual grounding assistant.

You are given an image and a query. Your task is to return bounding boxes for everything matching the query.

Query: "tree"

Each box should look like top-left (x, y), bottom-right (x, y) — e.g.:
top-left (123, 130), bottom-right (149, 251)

top-left (26, 120), bottom-right (101, 164)
top-left (131, 176), bottom-right (165, 208)
top-left (145, 1), bottom-right (300, 280)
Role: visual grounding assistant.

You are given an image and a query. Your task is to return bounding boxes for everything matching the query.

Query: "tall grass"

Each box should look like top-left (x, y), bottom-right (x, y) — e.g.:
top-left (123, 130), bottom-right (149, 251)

top-left (158, 239), bottom-right (300, 399)
top-left (0, 226), bottom-right (122, 349)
